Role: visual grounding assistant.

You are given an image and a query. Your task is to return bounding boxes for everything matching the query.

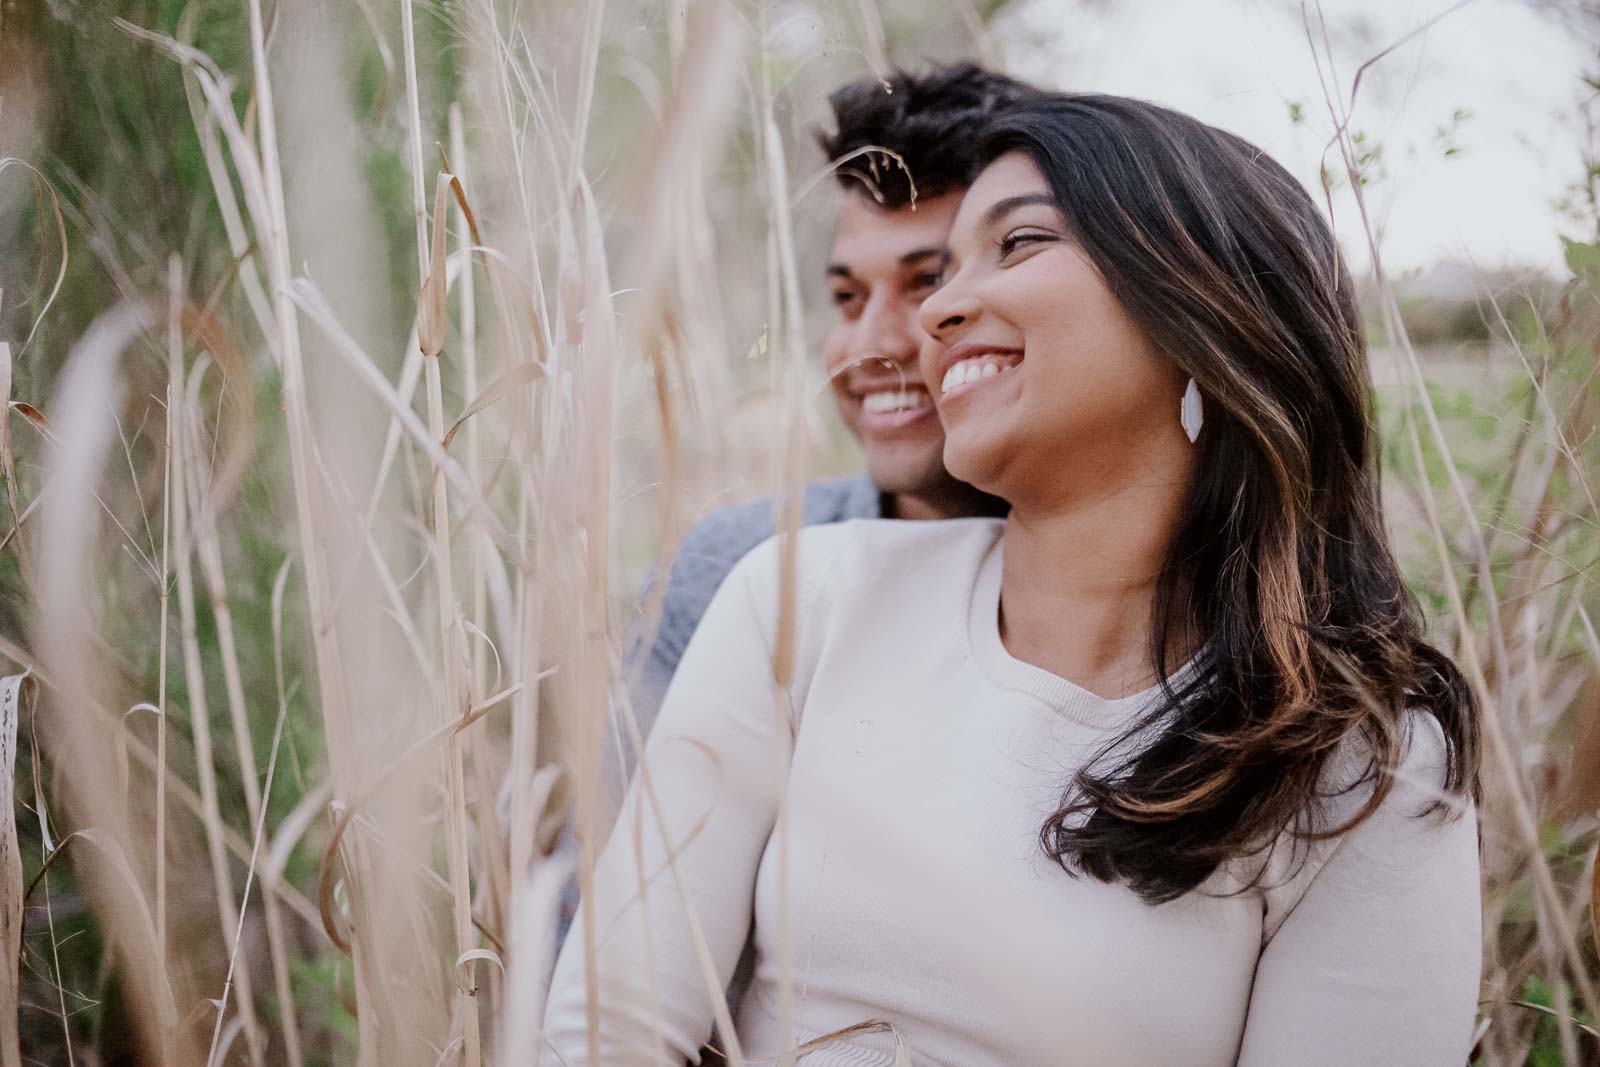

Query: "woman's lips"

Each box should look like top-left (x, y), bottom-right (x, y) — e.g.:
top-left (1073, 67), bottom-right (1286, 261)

top-left (938, 353), bottom-right (1021, 400)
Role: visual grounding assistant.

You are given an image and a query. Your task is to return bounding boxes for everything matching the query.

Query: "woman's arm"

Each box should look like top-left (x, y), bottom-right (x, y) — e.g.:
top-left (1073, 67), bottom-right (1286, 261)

top-left (1236, 716), bottom-right (1481, 1066)
top-left (541, 537), bottom-right (801, 1066)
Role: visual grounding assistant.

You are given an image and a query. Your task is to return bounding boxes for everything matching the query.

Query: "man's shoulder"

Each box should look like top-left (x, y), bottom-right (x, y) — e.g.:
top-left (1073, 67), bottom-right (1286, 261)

top-left (675, 473), bottom-right (878, 567)
top-left (723, 515), bottom-right (1004, 626)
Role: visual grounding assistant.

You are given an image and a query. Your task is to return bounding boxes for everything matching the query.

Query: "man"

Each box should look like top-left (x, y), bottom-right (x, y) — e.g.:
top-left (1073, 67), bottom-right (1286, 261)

top-left (624, 63), bottom-right (1036, 746)
top-left (550, 64), bottom-right (1039, 1048)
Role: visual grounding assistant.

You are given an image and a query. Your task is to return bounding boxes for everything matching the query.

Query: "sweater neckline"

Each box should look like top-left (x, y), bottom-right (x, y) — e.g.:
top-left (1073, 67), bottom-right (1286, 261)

top-left (965, 524), bottom-right (1206, 729)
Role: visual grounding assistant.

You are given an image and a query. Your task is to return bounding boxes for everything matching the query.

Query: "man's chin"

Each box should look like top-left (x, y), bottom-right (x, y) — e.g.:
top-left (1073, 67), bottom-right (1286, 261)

top-left (862, 451), bottom-right (958, 502)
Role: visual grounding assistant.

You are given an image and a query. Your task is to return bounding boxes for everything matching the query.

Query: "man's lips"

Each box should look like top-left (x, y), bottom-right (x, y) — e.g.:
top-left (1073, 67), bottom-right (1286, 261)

top-left (854, 384), bottom-right (936, 432)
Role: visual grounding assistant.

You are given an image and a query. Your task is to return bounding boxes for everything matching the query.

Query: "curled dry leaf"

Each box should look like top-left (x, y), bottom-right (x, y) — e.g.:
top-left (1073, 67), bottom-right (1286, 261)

top-left (454, 947), bottom-right (504, 994)
top-left (7, 403), bottom-right (48, 435)
top-left (789, 1019), bottom-right (914, 1067)
top-left (114, 702), bottom-right (163, 811)
top-left (317, 801), bottom-right (356, 955)
top-left (436, 145), bottom-right (484, 253)
top-left (441, 361), bottom-right (542, 451)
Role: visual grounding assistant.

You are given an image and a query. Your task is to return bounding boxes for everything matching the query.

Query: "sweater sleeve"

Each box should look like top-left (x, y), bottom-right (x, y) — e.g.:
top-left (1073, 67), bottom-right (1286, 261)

top-left (1236, 714), bottom-right (1481, 1066)
top-left (542, 535), bottom-right (806, 1066)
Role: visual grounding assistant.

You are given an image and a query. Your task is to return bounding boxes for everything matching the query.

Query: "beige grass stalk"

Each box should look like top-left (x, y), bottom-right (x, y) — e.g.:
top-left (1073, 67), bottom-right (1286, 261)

top-left (754, 11), bottom-right (810, 1056)
top-left (439, 15), bottom-right (570, 1062)
top-left (180, 358), bottom-right (304, 1067)
top-left (402, 3), bottom-right (481, 1058)
top-left (451, 104), bottom-right (512, 1002)
top-left (167, 274), bottom-right (266, 1067)
top-left (157, 260), bottom-right (176, 1019)
top-left (567, 171), bottom-right (622, 1067)
top-left (459, 1), bottom-right (557, 940)
top-left (427, 176), bottom-right (484, 1066)
top-left (205, 601), bottom-right (295, 1067)
top-left (240, 0), bottom-right (393, 1053)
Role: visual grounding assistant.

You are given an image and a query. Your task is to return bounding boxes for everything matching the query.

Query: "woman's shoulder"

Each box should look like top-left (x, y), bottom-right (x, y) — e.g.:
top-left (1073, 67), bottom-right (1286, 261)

top-left (1253, 708), bottom-right (1477, 940)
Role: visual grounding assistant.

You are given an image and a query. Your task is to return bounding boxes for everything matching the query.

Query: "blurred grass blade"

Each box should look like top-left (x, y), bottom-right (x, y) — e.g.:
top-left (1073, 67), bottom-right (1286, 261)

top-left (0, 672), bottom-right (26, 1067)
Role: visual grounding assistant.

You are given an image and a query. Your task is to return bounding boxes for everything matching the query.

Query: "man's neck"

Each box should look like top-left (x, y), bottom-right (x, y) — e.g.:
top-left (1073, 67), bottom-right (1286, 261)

top-left (885, 483), bottom-right (1009, 522)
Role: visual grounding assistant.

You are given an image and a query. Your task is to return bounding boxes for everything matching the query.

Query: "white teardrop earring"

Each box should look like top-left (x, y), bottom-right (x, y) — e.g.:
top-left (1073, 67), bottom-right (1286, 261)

top-left (1180, 378), bottom-right (1204, 443)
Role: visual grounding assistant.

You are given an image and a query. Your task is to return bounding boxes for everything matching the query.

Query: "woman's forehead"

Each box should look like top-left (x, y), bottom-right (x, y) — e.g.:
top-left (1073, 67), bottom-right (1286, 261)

top-left (953, 153), bottom-right (1055, 233)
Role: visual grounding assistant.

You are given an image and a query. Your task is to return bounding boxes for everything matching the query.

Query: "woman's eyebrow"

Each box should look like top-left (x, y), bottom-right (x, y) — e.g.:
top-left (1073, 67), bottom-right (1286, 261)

top-left (980, 192), bottom-right (1057, 230)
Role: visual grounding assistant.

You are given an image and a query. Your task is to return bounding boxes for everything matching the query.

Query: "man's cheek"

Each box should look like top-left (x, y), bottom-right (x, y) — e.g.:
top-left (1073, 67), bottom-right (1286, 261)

top-left (820, 324), bottom-right (856, 372)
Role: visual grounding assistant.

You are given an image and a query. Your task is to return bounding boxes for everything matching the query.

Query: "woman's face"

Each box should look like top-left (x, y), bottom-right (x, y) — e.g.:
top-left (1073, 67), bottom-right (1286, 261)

top-left (918, 153), bottom-right (1192, 509)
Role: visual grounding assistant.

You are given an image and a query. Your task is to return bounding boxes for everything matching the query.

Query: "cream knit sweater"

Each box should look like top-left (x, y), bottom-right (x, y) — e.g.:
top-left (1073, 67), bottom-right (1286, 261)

top-left (542, 518), bottom-right (1480, 1066)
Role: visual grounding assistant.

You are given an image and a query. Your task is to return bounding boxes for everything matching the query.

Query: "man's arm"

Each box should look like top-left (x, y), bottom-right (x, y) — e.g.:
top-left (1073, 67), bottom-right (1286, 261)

top-left (623, 473), bottom-right (876, 737)
top-left (611, 500), bottom-right (782, 820)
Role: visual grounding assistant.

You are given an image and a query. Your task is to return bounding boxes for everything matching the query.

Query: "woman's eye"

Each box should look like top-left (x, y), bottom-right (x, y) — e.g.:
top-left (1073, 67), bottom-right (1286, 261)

top-left (998, 231), bottom-right (1052, 259)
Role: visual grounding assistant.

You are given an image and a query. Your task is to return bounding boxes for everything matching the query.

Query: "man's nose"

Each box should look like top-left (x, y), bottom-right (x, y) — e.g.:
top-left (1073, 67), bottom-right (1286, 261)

top-left (853, 293), bottom-right (918, 363)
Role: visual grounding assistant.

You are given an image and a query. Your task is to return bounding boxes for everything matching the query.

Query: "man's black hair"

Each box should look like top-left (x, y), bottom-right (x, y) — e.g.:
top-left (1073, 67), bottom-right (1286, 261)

top-left (816, 63), bottom-right (1040, 210)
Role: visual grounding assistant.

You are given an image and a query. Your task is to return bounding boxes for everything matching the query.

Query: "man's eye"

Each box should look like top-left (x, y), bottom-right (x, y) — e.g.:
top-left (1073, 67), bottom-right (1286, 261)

top-left (912, 272), bottom-right (942, 290)
top-left (832, 290), bottom-right (860, 307)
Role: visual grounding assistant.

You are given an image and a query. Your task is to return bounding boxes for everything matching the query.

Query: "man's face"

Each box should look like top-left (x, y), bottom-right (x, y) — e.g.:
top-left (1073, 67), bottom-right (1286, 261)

top-left (822, 192), bottom-right (964, 501)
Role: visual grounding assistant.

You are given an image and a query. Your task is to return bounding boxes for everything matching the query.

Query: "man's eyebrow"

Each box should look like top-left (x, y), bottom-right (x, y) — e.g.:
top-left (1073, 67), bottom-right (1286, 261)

top-left (826, 247), bottom-right (943, 278)
top-left (981, 193), bottom-right (1057, 230)
top-left (897, 246), bottom-right (945, 267)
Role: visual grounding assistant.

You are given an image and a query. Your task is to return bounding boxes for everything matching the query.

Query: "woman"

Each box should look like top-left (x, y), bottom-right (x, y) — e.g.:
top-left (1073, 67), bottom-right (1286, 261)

top-left (541, 93), bottom-right (1481, 1066)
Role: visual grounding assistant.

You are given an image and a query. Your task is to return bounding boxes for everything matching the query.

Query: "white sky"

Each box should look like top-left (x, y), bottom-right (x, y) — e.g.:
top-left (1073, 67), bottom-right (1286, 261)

top-left (991, 0), bottom-right (1594, 274)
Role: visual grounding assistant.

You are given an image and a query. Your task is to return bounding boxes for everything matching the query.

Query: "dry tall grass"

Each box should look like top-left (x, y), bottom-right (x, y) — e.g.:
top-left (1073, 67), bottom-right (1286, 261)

top-left (0, 1), bottom-right (1595, 1065)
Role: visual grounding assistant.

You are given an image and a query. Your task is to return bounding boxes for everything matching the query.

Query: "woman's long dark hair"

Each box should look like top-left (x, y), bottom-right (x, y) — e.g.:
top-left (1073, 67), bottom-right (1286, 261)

top-left (980, 95), bottom-right (1480, 904)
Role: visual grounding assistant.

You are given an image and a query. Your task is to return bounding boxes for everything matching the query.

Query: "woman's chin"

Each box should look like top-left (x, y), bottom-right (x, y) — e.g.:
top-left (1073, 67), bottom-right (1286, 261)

top-left (941, 435), bottom-right (1009, 500)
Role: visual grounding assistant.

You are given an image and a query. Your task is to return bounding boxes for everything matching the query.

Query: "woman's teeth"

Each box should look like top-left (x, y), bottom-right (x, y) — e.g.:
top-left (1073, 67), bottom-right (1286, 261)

top-left (862, 389), bottom-right (932, 415)
top-left (940, 357), bottom-right (1016, 396)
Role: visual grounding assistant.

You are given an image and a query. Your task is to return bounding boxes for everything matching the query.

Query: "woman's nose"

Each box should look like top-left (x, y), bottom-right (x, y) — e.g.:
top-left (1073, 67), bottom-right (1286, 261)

top-left (918, 280), bottom-right (980, 342)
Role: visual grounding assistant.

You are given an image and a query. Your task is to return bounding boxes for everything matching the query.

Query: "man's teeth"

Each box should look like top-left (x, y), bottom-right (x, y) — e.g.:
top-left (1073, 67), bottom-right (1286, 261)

top-left (940, 358), bottom-right (1015, 396)
top-left (862, 389), bottom-right (932, 415)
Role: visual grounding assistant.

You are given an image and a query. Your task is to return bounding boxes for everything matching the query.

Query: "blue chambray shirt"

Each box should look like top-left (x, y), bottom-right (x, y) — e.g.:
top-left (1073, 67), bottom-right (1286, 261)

top-left (623, 473), bottom-right (883, 744)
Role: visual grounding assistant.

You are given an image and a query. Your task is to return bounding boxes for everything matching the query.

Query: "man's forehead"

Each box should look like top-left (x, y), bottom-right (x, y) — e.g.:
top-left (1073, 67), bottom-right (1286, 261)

top-left (828, 191), bottom-right (964, 270)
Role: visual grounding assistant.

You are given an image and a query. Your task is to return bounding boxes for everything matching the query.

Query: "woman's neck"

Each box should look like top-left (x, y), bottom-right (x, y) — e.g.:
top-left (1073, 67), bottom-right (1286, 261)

top-left (999, 463), bottom-right (1197, 699)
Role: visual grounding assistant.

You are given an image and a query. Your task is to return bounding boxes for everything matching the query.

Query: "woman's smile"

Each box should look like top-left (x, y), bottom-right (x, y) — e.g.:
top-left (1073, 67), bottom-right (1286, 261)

top-left (932, 342), bottom-right (1025, 401)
